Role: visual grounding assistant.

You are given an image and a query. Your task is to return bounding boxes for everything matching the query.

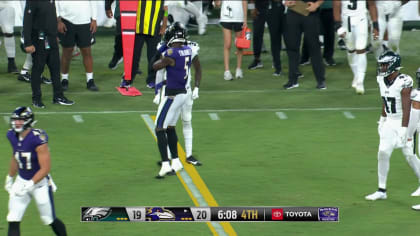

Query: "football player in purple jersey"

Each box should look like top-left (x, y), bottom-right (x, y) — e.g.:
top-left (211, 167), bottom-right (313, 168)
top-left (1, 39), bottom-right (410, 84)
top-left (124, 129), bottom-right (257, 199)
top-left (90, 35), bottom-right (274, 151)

top-left (153, 23), bottom-right (201, 178)
top-left (5, 107), bottom-right (67, 236)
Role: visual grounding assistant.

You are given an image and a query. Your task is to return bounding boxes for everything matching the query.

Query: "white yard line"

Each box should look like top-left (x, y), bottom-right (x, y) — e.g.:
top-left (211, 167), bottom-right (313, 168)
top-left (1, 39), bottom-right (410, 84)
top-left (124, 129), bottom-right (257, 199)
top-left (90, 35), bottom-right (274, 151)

top-left (275, 112), bottom-right (288, 120)
top-left (208, 113), bottom-right (220, 120)
top-left (72, 115), bottom-right (84, 123)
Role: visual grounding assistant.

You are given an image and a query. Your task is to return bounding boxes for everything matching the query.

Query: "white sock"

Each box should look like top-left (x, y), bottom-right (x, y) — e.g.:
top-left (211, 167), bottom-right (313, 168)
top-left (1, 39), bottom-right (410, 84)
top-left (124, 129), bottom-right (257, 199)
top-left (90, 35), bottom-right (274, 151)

top-left (383, 40), bottom-right (389, 47)
top-left (355, 53), bottom-right (367, 85)
top-left (407, 154), bottom-right (420, 182)
top-left (86, 72), bottom-right (93, 82)
top-left (347, 52), bottom-right (357, 78)
top-left (23, 54), bottom-right (33, 71)
top-left (378, 149), bottom-right (392, 189)
top-left (20, 69), bottom-right (29, 75)
top-left (183, 120), bottom-right (193, 157)
top-left (61, 73), bottom-right (69, 80)
top-left (4, 36), bottom-right (15, 58)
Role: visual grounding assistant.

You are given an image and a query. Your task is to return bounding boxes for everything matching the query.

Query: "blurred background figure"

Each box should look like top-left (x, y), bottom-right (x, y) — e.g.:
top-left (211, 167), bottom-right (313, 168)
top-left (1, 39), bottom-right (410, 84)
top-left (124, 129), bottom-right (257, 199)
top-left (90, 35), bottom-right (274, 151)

top-left (215, 0), bottom-right (247, 81)
top-left (0, 1), bottom-right (18, 74)
top-left (167, 0), bottom-right (208, 35)
top-left (248, 0), bottom-right (285, 76)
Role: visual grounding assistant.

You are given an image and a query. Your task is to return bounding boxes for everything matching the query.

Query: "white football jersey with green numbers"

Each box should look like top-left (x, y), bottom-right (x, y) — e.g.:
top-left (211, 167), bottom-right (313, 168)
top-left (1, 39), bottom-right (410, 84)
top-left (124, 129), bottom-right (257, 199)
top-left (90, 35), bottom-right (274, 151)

top-left (377, 74), bottom-right (413, 119)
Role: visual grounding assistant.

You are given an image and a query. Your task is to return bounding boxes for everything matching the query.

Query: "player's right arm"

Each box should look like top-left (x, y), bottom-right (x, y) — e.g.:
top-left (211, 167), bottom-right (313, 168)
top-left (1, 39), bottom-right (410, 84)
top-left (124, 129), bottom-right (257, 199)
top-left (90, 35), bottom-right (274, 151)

top-left (367, 0), bottom-right (379, 39)
top-left (153, 57), bottom-right (175, 71)
top-left (32, 143), bottom-right (51, 184)
top-left (4, 156), bottom-right (18, 193)
top-left (23, 0), bottom-right (36, 53)
top-left (407, 101), bottom-right (420, 140)
top-left (333, 1), bottom-right (345, 38)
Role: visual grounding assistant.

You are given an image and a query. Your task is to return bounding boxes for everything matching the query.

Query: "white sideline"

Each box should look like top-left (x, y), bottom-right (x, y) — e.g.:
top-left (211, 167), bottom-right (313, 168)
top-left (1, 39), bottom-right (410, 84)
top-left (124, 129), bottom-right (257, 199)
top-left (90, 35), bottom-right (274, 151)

top-left (0, 107), bottom-right (378, 115)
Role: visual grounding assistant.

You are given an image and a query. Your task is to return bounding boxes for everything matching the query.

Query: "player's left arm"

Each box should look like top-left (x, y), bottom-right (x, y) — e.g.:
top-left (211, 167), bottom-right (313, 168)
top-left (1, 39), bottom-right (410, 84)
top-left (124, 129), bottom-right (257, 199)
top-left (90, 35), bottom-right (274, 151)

top-left (368, 0), bottom-right (379, 39)
top-left (89, 0), bottom-right (98, 33)
top-left (407, 101), bottom-right (420, 140)
top-left (401, 87), bottom-right (412, 127)
top-left (32, 144), bottom-right (51, 184)
top-left (192, 56), bottom-right (202, 88)
top-left (8, 156), bottom-right (18, 178)
top-left (153, 57), bottom-right (175, 71)
top-left (160, 5), bottom-right (168, 35)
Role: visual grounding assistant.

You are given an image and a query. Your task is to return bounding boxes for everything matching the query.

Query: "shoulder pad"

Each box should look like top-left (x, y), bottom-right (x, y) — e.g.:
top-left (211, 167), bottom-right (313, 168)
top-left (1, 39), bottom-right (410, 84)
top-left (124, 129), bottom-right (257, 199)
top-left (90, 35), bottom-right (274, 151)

top-left (399, 74), bottom-right (413, 88)
top-left (32, 129), bottom-right (48, 143)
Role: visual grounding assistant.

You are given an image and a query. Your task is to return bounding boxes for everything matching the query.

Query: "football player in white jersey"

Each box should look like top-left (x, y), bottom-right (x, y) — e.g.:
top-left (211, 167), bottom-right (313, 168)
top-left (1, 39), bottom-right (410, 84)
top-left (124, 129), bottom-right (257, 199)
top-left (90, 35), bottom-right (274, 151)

top-left (0, 1), bottom-right (18, 73)
top-left (154, 22), bottom-right (202, 171)
top-left (410, 68), bottom-right (420, 210)
top-left (365, 52), bottom-right (420, 201)
top-left (333, 0), bottom-right (378, 94)
top-left (373, 0), bottom-right (408, 58)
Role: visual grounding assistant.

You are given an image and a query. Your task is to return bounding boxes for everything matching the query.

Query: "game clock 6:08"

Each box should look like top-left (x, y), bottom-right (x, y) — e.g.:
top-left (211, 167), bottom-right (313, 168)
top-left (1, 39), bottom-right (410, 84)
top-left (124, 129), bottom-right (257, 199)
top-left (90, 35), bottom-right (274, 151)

top-left (210, 207), bottom-right (264, 221)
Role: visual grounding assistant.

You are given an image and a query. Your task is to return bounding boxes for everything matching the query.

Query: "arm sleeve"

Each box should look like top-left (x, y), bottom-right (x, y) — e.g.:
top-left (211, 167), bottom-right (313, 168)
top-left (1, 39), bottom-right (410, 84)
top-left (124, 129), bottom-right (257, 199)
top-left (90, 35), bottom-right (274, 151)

top-left (408, 107), bottom-right (420, 138)
top-left (23, 1), bottom-right (35, 47)
top-left (90, 0), bottom-right (98, 20)
top-left (55, 1), bottom-right (62, 17)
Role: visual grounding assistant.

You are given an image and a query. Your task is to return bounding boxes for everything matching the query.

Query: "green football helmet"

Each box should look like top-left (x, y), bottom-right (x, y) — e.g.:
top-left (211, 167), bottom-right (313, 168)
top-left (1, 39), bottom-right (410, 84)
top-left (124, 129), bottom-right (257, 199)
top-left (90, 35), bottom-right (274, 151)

top-left (377, 51), bottom-right (402, 78)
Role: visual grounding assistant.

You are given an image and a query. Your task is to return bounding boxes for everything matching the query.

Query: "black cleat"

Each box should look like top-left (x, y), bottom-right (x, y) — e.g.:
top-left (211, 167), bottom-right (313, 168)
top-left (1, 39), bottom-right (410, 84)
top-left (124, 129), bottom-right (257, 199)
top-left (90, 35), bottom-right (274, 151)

top-left (324, 58), bottom-right (336, 66)
top-left (41, 76), bottom-right (52, 84)
top-left (299, 59), bottom-right (310, 66)
top-left (186, 156), bottom-right (202, 166)
top-left (248, 59), bottom-right (263, 70)
top-left (87, 79), bottom-right (99, 91)
top-left (61, 79), bottom-right (69, 91)
top-left (8, 61), bottom-right (18, 74)
top-left (17, 72), bottom-right (31, 83)
top-left (53, 96), bottom-right (74, 105)
top-left (283, 81), bottom-right (299, 90)
top-left (32, 99), bottom-right (46, 108)
top-left (108, 55), bottom-right (123, 70)
top-left (316, 81), bottom-right (327, 90)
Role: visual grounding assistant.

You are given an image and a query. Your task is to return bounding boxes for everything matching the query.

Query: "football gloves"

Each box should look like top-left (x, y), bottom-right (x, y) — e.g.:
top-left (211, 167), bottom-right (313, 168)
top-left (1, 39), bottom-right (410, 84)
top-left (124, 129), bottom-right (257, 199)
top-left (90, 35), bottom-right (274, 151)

top-left (192, 87), bottom-right (199, 100)
top-left (4, 175), bottom-right (13, 194)
top-left (397, 126), bottom-right (408, 148)
top-left (153, 92), bottom-right (161, 105)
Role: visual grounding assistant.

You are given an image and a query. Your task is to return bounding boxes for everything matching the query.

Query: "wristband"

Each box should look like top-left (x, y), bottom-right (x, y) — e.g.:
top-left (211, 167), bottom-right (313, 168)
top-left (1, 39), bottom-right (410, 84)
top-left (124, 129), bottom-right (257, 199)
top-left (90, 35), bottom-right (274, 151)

top-left (372, 21), bottom-right (379, 31)
top-left (164, 11), bottom-right (168, 17)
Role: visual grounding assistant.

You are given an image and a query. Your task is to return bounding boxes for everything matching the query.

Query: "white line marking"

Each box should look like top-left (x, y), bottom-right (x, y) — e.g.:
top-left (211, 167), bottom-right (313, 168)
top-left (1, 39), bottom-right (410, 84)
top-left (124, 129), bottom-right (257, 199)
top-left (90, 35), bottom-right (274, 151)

top-left (72, 115), bottom-right (84, 123)
top-left (208, 113), bottom-right (220, 120)
top-left (343, 111), bottom-right (355, 119)
top-left (140, 114), bottom-right (227, 236)
top-left (275, 112), bottom-right (288, 120)
top-left (0, 107), bottom-right (378, 115)
top-left (3, 116), bottom-right (9, 124)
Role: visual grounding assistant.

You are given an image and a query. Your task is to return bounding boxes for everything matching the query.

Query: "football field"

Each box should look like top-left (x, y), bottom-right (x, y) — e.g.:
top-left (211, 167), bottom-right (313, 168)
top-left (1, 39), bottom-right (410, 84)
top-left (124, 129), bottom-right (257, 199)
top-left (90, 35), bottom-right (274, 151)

top-left (0, 26), bottom-right (420, 235)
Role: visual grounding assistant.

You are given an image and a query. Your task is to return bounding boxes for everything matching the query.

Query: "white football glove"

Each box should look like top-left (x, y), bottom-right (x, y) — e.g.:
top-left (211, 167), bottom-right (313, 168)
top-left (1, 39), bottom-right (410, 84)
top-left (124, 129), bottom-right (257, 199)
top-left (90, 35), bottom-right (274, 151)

top-left (15, 180), bottom-right (34, 197)
top-left (153, 93), bottom-right (161, 105)
top-left (4, 175), bottom-right (13, 194)
top-left (397, 127), bottom-right (408, 148)
top-left (377, 116), bottom-right (386, 135)
top-left (192, 87), bottom-right (199, 100)
top-left (337, 27), bottom-right (346, 38)
top-left (49, 176), bottom-right (57, 192)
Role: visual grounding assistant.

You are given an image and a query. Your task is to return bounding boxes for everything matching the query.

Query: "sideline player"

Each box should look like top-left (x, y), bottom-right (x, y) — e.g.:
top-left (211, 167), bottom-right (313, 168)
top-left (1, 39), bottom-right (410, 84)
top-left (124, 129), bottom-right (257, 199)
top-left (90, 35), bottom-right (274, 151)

top-left (0, 1), bottom-right (18, 73)
top-left (365, 52), bottom-right (420, 201)
top-left (333, 0), bottom-right (379, 94)
top-left (5, 107), bottom-right (67, 235)
top-left (154, 22), bottom-right (202, 167)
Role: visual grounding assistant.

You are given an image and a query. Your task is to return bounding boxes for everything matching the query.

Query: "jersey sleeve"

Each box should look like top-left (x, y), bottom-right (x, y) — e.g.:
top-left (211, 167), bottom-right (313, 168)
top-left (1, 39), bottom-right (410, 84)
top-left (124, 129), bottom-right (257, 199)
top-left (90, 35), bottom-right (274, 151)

top-left (188, 41), bottom-right (200, 59)
top-left (162, 48), bottom-right (176, 60)
top-left (411, 90), bottom-right (420, 102)
top-left (31, 129), bottom-right (48, 147)
top-left (399, 74), bottom-right (413, 89)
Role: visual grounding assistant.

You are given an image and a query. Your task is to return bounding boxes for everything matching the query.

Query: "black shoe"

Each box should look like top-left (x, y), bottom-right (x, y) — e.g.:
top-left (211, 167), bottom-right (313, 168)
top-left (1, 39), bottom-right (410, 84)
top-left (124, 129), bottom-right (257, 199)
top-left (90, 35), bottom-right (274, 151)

top-left (248, 59), bottom-right (263, 70)
top-left (273, 69), bottom-right (281, 77)
top-left (53, 96), bottom-right (74, 105)
top-left (337, 38), bottom-right (347, 50)
top-left (186, 156), bottom-right (202, 166)
top-left (87, 79), bottom-right (99, 91)
top-left (32, 99), bottom-right (45, 108)
top-left (283, 81), bottom-right (299, 90)
top-left (17, 72), bottom-right (31, 83)
top-left (299, 59), bottom-right (310, 66)
top-left (8, 61), bottom-right (18, 74)
top-left (61, 79), bottom-right (69, 91)
top-left (296, 72), bottom-right (304, 79)
top-left (324, 58), bottom-right (336, 66)
top-left (41, 76), bottom-right (52, 84)
top-left (316, 82), bottom-right (327, 90)
top-left (108, 55), bottom-right (123, 70)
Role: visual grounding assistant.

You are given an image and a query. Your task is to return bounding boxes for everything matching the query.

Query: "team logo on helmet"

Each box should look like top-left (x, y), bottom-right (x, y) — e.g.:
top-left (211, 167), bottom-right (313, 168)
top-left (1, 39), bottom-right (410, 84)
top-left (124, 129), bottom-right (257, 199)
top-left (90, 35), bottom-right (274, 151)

top-left (377, 51), bottom-right (402, 78)
top-left (10, 107), bottom-right (35, 133)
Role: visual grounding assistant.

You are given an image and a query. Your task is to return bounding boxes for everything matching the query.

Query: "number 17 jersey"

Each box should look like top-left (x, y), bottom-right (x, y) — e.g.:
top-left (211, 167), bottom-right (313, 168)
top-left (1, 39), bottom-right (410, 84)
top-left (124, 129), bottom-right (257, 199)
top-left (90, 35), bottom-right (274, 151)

top-left (377, 74), bottom-right (413, 120)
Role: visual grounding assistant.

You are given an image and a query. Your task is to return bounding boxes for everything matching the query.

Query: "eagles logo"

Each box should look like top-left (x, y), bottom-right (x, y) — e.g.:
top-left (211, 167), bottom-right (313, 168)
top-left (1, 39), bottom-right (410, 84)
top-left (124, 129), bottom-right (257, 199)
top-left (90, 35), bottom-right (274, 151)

top-left (82, 208), bottom-right (112, 221)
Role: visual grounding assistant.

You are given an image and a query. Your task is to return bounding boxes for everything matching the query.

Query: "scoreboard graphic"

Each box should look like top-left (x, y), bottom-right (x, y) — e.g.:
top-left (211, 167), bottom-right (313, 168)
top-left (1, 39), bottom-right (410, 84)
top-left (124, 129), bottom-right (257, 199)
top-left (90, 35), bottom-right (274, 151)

top-left (81, 207), bottom-right (339, 222)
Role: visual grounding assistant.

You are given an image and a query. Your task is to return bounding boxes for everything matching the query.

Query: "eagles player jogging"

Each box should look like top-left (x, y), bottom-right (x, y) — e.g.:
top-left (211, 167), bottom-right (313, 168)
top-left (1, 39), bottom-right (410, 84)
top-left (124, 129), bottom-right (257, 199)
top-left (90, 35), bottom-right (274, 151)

top-left (154, 22), bottom-right (202, 167)
top-left (409, 68), bottom-right (420, 210)
top-left (153, 23), bottom-right (201, 178)
top-left (365, 52), bottom-right (420, 201)
top-left (5, 107), bottom-right (67, 236)
top-left (333, 0), bottom-right (379, 95)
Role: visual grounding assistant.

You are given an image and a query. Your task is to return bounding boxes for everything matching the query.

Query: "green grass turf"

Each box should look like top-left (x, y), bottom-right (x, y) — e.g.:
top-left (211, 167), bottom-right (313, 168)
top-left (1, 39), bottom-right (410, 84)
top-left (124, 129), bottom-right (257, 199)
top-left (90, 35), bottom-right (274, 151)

top-left (0, 26), bottom-right (420, 235)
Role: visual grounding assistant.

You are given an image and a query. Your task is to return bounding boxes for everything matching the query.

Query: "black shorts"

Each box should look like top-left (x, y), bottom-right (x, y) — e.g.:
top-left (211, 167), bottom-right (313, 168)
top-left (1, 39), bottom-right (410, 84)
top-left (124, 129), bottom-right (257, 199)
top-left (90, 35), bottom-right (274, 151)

top-left (220, 22), bottom-right (243, 32)
top-left (58, 18), bottom-right (94, 48)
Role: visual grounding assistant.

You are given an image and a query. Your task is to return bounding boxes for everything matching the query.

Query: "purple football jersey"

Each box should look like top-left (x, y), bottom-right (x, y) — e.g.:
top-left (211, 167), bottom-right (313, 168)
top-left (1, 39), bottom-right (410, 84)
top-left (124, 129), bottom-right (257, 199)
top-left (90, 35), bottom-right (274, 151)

top-left (7, 129), bottom-right (48, 180)
top-left (163, 46), bottom-right (192, 90)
